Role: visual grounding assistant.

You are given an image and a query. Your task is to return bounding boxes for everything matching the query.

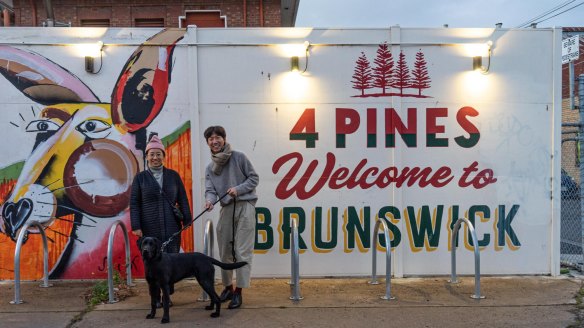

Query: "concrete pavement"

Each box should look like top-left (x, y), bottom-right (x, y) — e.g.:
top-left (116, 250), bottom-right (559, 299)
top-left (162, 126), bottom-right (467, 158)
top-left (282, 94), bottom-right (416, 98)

top-left (0, 275), bottom-right (582, 327)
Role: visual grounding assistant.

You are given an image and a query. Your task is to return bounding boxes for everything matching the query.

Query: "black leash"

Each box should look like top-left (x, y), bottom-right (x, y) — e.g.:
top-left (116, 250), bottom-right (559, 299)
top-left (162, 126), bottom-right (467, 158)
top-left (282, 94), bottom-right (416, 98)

top-left (231, 198), bottom-right (237, 262)
top-left (161, 192), bottom-right (229, 252)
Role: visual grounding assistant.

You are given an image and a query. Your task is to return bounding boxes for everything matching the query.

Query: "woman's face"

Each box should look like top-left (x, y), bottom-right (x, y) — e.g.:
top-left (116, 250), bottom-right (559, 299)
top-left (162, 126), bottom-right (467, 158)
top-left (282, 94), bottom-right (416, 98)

top-left (207, 133), bottom-right (226, 154)
top-left (147, 148), bottom-right (165, 168)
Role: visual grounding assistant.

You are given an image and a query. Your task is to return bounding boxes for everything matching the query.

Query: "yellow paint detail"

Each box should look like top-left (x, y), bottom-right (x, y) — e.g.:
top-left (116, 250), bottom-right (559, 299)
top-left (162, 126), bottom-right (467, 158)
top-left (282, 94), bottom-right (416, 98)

top-left (311, 208), bottom-right (333, 254)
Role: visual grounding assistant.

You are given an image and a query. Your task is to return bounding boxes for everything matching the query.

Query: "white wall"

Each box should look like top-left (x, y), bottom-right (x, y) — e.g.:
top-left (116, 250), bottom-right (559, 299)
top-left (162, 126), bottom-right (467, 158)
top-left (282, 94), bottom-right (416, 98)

top-left (0, 26), bottom-right (561, 278)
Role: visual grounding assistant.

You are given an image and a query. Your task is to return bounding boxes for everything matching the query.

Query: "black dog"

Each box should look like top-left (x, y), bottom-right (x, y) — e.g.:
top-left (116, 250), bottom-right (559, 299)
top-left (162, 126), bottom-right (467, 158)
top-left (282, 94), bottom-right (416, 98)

top-left (140, 236), bottom-right (247, 323)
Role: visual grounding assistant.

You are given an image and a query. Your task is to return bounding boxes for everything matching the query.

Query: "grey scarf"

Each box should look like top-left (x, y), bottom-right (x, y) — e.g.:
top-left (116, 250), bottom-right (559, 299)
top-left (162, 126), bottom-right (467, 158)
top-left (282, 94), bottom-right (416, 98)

top-left (148, 165), bottom-right (164, 188)
top-left (211, 143), bottom-right (232, 175)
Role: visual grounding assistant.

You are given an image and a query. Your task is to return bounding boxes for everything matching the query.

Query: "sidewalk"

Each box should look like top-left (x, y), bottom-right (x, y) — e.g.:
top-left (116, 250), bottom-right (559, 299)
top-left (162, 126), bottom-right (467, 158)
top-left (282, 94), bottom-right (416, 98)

top-left (0, 275), bottom-right (582, 327)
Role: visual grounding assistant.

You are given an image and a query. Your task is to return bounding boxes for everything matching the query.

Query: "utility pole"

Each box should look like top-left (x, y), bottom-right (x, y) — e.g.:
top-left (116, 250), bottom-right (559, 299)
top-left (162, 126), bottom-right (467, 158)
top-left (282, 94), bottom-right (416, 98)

top-left (579, 74), bottom-right (584, 270)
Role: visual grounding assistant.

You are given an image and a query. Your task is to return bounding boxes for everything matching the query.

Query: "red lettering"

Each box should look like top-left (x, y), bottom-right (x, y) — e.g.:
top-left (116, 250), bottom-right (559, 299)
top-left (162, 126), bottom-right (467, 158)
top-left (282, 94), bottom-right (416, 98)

top-left (459, 161), bottom-right (479, 187)
top-left (458, 161), bottom-right (497, 188)
top-left (336, 108), bottom-right (361, 148)
top-left (329, 167), bottom-right (350, 189)
top-left (457, 106), bottom-right (479, 134)
top-left (386, 107), bottom-right (417, 136)
top-left (433, 167), bottom-right (454, 187)
top-left (272, 152), bottom-right (335, 200)
top-left (455, 106), bottom-right (480, 148)
top-left (346, 159), bottom-right (367, 189)
top-left (359, 167), bottom-right (380, 188)
top-left (367, 108), bottom-right (377, 134)
top-left (273, 152), bottom-right (466, 200)
top-left (336, 108), bottom-right (360, 134)
top-left (426, 107), bottom-right (447, 134)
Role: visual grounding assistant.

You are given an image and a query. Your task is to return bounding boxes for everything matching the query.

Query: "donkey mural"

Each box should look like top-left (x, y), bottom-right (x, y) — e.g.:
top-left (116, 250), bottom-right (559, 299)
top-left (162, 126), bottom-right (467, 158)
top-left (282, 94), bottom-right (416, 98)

top-left (0, 29), bottom-right (187, 279)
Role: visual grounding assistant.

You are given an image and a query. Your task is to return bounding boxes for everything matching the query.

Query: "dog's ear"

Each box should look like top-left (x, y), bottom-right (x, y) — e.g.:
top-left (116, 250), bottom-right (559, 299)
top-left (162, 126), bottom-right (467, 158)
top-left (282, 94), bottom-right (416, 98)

top-left (152, 237), bottom-right (162, 258)
top-left (137, 236), bottom-right (145, 250)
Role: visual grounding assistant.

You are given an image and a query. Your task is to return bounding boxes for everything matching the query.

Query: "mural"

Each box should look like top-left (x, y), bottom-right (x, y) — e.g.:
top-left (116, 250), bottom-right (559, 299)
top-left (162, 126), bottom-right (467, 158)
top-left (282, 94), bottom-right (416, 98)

top-left (352, 43), bottom-right (432, 98)
top-left (0, 29), bottom-right (193, 279)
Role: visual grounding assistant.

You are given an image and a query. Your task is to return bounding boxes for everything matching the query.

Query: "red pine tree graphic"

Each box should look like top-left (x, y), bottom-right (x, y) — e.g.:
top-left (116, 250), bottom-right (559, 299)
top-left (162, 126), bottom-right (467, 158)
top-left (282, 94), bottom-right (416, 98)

top-left (391, 51), bottom-right (411, 96)
top-left (410, 49), bottom-right (431, 96)
top-left (372, 43), bottom-right (393, 95)
top-left (351, 52), bottom-right (373, 97)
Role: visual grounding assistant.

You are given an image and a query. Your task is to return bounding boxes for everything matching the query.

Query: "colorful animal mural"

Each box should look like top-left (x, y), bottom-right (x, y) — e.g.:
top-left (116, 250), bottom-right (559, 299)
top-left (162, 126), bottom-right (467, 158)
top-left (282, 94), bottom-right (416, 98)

top-left (0, 29), bottom-right (193, 279)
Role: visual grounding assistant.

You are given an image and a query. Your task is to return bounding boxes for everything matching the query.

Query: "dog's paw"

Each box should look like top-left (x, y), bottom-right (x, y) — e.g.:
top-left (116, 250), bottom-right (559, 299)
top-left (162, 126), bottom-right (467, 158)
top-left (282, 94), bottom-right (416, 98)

top-left (161, 317), bottom-right (169, 324)
top-left (205, 305), bottom-right (214, 310)
top-left (146, 313), bottom-right (155, 319)
top-left (210, 312), bottom-right (220, 318)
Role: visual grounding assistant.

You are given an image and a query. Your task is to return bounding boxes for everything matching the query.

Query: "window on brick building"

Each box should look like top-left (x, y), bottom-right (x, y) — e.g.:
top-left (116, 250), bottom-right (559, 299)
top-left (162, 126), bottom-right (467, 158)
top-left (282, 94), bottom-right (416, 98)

top-left (80, 19), bottom-right (110, 27)
top-left (135, 18), bottom-right (165, 27)
top-left (179, 10), bottom-right (226, 28)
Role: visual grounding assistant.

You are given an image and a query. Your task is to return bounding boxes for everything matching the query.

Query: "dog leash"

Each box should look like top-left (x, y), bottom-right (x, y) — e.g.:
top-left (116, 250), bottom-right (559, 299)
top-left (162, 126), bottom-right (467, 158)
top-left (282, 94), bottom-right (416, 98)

top-left (231, 198), bottom-right (237, 262)
top-left (161, 192), bottom-right (229, 252)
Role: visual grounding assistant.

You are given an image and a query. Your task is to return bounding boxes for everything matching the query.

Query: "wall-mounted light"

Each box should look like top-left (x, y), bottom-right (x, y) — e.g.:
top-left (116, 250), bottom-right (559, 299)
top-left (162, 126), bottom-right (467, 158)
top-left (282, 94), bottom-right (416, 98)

top-left (289, 41), bottom-right (310, 74)
top-left (291, 56), bottom-right (300, 72)
top-left (85, 41), bottom-right (104, 74)
top-left (85, 56), bottom-right (95, 73)
top-left (472, 56), bottom-right (483, 71)
top-left (471, 41), bottom-right (492, 74)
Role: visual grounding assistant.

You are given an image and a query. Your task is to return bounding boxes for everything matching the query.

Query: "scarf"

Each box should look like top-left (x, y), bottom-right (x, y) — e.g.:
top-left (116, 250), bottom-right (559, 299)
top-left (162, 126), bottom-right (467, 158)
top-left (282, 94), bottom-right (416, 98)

top-left (211, 143), bottom-right (232, 175)
top-left (148, 165), bottom-right (164, 188)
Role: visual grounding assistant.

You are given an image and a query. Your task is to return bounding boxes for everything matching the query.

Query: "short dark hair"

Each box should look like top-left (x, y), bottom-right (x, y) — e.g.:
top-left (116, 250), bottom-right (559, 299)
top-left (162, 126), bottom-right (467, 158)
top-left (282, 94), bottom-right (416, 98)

top-left (204, 126), bottom-right (226, 140)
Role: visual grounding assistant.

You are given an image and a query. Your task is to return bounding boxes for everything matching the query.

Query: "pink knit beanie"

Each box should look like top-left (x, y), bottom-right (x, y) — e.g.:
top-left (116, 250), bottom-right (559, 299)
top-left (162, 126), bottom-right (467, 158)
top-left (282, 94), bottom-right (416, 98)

top-left (145, 135), bottom-right (165, 155)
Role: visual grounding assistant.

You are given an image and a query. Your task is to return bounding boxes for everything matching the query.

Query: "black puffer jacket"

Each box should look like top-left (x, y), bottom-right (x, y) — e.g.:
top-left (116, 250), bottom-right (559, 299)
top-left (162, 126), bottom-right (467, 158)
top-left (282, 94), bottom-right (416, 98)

top-left (130, 167), bottom-right (192, 252)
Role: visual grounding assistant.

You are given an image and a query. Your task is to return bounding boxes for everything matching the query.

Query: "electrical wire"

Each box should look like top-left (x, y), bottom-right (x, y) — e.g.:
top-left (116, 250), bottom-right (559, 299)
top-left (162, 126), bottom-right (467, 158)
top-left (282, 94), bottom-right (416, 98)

top-left (534, 1), bottom-right (584, 25)
top-left (515, 0), bottom-right (576, 28)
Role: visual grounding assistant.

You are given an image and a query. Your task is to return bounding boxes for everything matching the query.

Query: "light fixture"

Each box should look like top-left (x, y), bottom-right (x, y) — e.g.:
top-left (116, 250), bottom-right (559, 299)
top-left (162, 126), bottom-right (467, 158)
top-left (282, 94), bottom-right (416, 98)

top-left (289, 41), bottom-right (310, 73)
top-left (291, 56), bottom-right (300, 72)
top-left (472, 56), bottom-right (482, 71)
top-left (471, 41), bottom-right (492, 74)
top-left (85, 41), bottom-right (104, 74)
top-left (84, 56), bottom-right (94, 73)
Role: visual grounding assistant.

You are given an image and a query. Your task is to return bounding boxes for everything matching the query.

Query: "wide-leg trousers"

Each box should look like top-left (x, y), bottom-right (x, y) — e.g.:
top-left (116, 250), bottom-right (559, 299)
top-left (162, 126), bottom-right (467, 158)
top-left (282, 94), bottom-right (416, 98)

top-left (216, 200), bottom-right (255, 288)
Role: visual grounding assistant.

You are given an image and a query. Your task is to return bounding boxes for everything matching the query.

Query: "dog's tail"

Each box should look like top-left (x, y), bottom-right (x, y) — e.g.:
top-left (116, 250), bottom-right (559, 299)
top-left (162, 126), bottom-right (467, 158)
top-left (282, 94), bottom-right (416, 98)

top-left (210, 258), bottom-right (248, 270)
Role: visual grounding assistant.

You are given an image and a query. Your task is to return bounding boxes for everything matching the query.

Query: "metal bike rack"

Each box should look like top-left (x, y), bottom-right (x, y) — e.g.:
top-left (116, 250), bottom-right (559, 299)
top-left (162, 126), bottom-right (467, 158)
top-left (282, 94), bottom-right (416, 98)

top-left (107, 220), bottom-right (134, 304)
top-left (198, 219), bottom-right (214, 302)
top-left (289, 217), bottom-right (303, 301)
top-left (449, 217), bottom-right (485, 299)
top-left (11, 220), bottom-right (52, 304)
top-left (369, 218), bottom-right (395, 300)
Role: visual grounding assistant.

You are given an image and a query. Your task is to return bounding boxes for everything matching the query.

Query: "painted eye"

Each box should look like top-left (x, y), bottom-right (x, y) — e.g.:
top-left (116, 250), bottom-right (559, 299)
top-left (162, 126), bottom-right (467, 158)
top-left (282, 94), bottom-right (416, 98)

top-left (25, 120), bottom-right (60, 132)
top-left (76, 119), bottom-right (111, 139)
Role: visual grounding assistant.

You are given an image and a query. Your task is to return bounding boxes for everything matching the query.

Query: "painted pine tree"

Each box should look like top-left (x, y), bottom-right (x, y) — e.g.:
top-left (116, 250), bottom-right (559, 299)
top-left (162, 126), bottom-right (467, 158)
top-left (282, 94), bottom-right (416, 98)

top-left (352, 52), bottom-right (373, 97)
top-left (372, 43), bottom-right (393, 95)
top-left (391, 51), bottom-right (411, 96)
top-left (410, 49), bottom-right (431, 96)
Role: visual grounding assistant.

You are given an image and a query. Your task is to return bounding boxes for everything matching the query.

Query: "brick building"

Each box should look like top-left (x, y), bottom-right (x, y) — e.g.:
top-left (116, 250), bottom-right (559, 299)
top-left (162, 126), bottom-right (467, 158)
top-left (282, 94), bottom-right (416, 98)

top-left (8, 0), bottom-right (299, 27)
top-left (561, 28), bottom-right (584, 183)
top-left (0, 1), bottom-right (13, 26)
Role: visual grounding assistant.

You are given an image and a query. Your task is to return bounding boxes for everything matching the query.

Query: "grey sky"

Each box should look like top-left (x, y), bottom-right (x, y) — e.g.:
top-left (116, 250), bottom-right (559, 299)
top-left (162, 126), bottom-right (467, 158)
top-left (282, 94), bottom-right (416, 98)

top-left (296, 0), bottom-right (584, 28)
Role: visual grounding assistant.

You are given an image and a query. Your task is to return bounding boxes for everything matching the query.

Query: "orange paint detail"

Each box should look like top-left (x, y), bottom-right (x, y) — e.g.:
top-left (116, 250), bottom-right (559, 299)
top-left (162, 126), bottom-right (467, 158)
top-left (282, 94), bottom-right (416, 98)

top-left (0, 176), bottom-right (73, 279)
top-left (165, 128), bottom-right (194, 252)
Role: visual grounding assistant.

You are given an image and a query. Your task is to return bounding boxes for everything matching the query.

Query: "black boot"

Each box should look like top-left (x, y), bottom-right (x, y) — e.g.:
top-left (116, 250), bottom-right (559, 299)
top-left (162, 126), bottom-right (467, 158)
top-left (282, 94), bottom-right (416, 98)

top-left (220, 286), bottom-right (234, 303)
top-left (228, 290), bottom-right (242, 309)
